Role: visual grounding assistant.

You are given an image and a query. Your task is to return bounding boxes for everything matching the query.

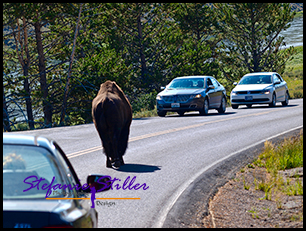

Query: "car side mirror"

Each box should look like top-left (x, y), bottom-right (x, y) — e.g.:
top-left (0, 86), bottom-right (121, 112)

top-left (207, 85), bottom-right (215, 91)
top-left (233, 82), bottom-right (237, 86)
top-left (86, 174), bottom-right (111, 192)
top-left (160, 86), bottom-right (165, 90)
top-left (274, 80), bottom-right (281, 85)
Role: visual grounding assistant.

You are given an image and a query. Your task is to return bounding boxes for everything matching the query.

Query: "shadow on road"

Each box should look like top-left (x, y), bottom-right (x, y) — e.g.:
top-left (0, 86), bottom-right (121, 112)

top-left (167, 111), bottom-right (236, 117)
top-left (116, 163), bottom-right (161, 173)
top-left (238, 104), bottom-right (298, 110)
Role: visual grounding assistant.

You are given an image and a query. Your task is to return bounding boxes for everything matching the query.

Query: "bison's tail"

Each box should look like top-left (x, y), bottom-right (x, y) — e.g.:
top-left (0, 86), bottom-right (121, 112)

top-left (93, 99), bottom-right (108, 137)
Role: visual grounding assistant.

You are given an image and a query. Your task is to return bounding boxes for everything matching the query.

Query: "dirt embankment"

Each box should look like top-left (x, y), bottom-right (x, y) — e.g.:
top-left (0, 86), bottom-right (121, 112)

top-left (201, 167), bottom-right (303, 228)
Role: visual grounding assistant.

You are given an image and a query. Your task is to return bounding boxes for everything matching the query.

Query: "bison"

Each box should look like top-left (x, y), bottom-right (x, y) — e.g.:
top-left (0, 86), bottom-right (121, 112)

top-left (92, 80), bottom-right (132, 168)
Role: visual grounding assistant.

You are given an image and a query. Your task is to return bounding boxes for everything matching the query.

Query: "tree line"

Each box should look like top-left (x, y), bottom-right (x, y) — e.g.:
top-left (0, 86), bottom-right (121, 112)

top-left (3, 3), bottom-right (296, 131)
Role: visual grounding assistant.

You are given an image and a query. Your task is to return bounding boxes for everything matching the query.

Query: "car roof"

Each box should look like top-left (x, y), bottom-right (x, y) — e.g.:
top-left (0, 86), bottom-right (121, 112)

top-left (3, 133), bottom-right (54, 150)
top-left (243, 72), bottom-right (276, 76)
top-left (174, 75), bottom-right (213, 80)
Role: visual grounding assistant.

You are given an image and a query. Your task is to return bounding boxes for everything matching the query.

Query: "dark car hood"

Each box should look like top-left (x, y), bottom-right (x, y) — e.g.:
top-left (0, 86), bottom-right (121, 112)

top-left (159, 88), bottom-right (203, 96)
top-left (3, 199), bottom-right (75, 228)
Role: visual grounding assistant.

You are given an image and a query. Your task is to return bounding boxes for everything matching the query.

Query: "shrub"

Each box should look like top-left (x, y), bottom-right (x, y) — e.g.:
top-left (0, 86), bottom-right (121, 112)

top-left (131, 91), bottom-right (157, 113)
top-left (258, 131), bottom-right (303, 173)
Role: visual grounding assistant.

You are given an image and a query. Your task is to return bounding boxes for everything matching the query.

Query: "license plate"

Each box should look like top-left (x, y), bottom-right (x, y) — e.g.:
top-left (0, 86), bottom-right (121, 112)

top-left (245, 96), bottom-right (253, 101)
top-left (171, 103), bottom-right (180, 108)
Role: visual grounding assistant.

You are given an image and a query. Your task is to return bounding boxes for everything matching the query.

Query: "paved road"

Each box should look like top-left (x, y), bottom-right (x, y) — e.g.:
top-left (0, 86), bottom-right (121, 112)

top-left (14, 99), bottom-right (303, 227)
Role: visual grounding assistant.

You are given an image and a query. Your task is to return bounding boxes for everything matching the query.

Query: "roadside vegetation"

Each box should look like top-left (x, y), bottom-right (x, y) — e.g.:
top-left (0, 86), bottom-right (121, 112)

top-left (132, 45), bottom-right (303, 119)
top-left (295, 10), bottom-right (303, 18)
top-left (203, 130), bottom-right (303, 228)
top-left (282, 46), bottom-right (303, 99)
top-left (233, 130), bottom-right (303, 225)
top-left (8, 45), bottom-right (303, 128)
top-left (242, 130), bottom-right (303, 202)
top-left (4, 3), bottom-right (301, 131)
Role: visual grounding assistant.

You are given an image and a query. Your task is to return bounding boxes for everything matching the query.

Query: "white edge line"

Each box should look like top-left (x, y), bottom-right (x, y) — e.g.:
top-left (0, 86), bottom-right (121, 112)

top-left (152, 125), bottom-right (303, 228)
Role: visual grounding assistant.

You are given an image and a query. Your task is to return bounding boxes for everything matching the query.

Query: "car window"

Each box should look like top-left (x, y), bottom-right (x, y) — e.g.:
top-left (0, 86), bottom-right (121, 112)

top-left (273, 74), bottom-right (282, 83)
top-left (211, 78), bottom-right (220, 88)
top-left (168, 78), bottom-right (204, 89)
top-left (276, 74), bottom-right (284, 82)
top-left (3, 144), bottom-right (66, 199)
top-left (53, 145), bottom-right (79, 197)
top-left (206, 78), bottom-right (213, 86)
top-left (239, 75), bottom-right (272, 84)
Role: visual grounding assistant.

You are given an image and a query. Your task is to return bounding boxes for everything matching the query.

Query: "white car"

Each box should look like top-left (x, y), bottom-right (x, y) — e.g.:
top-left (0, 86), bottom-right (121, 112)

top-left (230, 72), bottom-right (289, 109)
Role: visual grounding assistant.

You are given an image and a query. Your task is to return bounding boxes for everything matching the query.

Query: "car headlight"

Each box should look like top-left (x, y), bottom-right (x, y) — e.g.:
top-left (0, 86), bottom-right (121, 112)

top-left (156, 95), bottom-right (162, 100)
top-left (231, 91), bottom-right (237, 96)
top-left (261, 89), bottom-right (271, 95)
top-left (190, 94), bottom-right (202, 99)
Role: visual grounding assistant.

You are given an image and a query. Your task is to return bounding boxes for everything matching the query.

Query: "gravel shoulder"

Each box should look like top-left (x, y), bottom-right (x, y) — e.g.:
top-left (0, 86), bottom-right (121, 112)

top-left (162, 127), bottom-right (303, 228)
top-left (201, 166), bottom-right (303, 228)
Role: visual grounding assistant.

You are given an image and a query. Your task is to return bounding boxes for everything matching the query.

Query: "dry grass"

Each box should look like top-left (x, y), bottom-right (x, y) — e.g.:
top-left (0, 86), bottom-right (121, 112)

top-left (201, 130), bottom-right (303, 228)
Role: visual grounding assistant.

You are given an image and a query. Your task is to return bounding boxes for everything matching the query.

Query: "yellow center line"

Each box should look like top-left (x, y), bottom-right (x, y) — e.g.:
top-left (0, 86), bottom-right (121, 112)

top-left (66, 146), bottom-right (102, 158)
top-left (67, 106), bottom-right (299, 159)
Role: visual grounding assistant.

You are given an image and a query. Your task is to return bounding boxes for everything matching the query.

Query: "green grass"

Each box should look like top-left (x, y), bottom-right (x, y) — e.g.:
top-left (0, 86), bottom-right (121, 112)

top-left (133, 107), bottom-right (158, 118)
top-left (248, 207), bottom-right (260, 219)
top-left (253, 130), bottom-right (303, 197)
top-left (257, 132), bottom-right (303, 173)
top-left (282, 46), bottom-right (303, 99)
top-left (284, 46), bottom-right (303, 73)
top-left (294, 11), bottom-right (303, 18)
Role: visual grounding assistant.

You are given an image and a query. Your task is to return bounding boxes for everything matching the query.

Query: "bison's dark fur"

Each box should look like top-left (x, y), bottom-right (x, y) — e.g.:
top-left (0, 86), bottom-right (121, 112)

top-left (92, 81), bottom-right (132, 168)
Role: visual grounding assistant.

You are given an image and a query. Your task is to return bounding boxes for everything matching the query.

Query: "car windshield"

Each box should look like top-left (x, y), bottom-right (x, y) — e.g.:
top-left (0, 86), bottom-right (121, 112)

top-left (3, 144), bottom-right (66, 200)
top-left (238, 75), bottom-right (272, 85)
top-left (168, 78), bottom-right (205, 89)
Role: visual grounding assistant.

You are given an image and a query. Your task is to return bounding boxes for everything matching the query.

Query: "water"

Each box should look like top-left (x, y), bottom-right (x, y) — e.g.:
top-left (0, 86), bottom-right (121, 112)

top-left (279, 16), bottom-right (303, 48)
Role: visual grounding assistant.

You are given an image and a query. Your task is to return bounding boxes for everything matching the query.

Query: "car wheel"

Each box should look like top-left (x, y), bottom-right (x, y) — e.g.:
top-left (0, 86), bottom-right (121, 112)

top-left (157, 111), bottom-right (166, 117)
top-left (232, 104), bottom-right (239, 109)
top-left (177, 111), bottom-right (185, 116)
top-left (217, 96), bottom-right (226, 114)
top-left (269, 93), bottom-right (276, 107)
top-left (282, 91), bottom-right (289, 106)
top-left (200, 98), bottom-right (209, 115)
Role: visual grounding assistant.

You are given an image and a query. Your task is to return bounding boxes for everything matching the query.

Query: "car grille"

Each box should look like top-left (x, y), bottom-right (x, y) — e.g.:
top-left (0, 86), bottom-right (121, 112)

top-left (236, 91), bottom-right (262, 95)
top-left (232, 98), bottom-right (270, 102)
top-left (163, 95), bottom-right (192, 103)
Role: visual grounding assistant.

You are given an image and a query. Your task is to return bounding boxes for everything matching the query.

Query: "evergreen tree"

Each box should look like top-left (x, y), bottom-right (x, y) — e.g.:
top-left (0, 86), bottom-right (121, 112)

top-left (215, 3), bottom-right (296, 82)
top-left (101, 3), bottom-right (178, 93)
top-left (170, 3), bottom-right (221, 78)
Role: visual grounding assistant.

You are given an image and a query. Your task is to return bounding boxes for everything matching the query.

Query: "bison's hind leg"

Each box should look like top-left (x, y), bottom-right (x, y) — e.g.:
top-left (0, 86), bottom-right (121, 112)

top-left (104, 151), bottom-right (112, 168)
top-left (117, 125), bottom-right (129, 166)
top-left (113, 161), bottom-right (121, 169)
top-left (102, 140), bottom-right (113, 168)
top-left (119, 156), bottom-right (124, 166)
top-left (106, 157), bottom-right (112, 168)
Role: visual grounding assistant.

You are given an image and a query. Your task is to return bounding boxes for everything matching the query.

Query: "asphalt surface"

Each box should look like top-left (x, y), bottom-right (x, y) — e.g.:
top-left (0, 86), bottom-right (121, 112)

top-left (13, 99), bottom-right (303, 228)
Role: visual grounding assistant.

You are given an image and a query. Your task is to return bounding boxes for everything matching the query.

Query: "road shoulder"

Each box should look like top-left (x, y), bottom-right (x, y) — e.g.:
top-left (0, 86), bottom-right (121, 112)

top-left (162, 127), bottom-right (303, 228)
top-left (202, 166), bottom-right (303, 228)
